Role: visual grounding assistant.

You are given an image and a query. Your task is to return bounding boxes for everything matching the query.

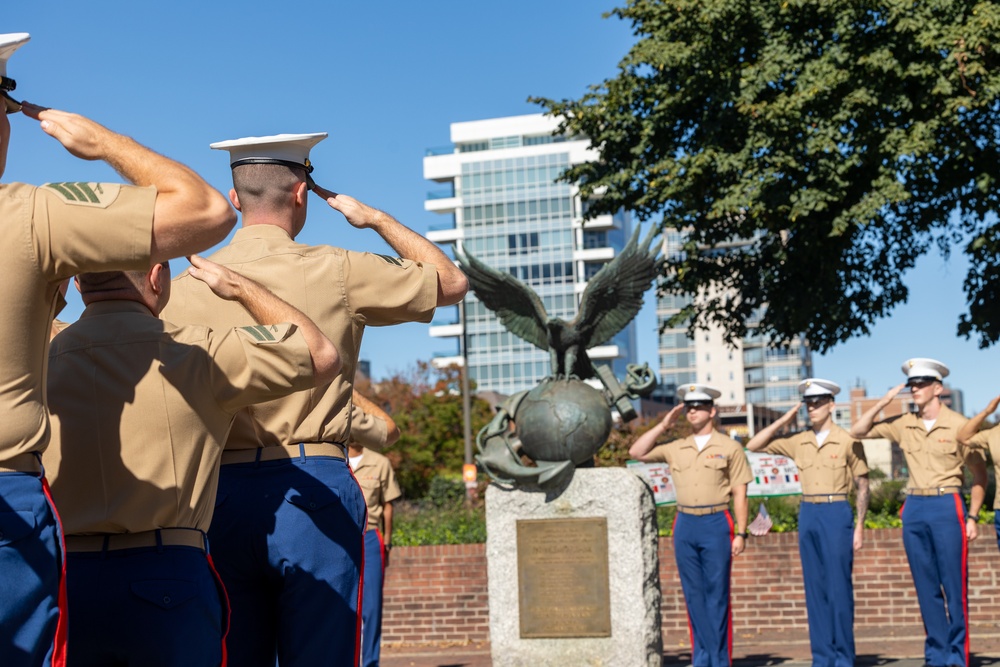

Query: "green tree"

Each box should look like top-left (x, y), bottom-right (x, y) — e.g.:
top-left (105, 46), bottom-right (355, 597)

top-left (595, 408), bottom-right (693, 467)
top-left (376, 362), bottom-right (494, 499)
top-left (535, 0), bottom-right (1000, 351)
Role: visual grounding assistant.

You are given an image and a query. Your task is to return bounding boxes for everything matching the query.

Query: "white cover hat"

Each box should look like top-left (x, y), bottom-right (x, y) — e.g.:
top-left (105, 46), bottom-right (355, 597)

top-left (0, 33), bottom-right (30, 114)
top-left (0, 33), bottom-right (29, 77)
top-left (678, 384), bottom-right (722, 403)
top-left (798, 378), bottom-right (840, 397)
top-left (902, 358), bottom-right (949, 381)
top-left (210, 133), bottom-right (327, 171)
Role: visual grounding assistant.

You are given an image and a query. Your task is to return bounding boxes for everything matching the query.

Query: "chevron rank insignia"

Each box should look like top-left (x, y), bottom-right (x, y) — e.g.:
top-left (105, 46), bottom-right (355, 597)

top-left (373, 253), bottom-right (404, 267)
top-left (238, 324), bottom-right (293, 343)
top-left (43, 182), bottom-right (121, 207)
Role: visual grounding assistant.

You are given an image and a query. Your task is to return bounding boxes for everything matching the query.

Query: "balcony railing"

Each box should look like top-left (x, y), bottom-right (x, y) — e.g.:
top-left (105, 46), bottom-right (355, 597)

top-left (426, 189), bottom-right (456, 200)
top-left (425, 145), bottom-right (455, 156)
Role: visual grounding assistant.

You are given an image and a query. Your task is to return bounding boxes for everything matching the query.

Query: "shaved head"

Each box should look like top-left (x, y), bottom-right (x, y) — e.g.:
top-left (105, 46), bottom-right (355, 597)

top-left (231, 163), bottom-right (307, 216)
top-left (78, 262), bottom-right (170, 310)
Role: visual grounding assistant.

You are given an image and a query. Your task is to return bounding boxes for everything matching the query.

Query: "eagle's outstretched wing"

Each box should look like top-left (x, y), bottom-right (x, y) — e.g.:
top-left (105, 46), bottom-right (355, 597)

top-left (454, 244), bottom-right (550, 351)
top-left (573, 225), bottom-right (662, 348)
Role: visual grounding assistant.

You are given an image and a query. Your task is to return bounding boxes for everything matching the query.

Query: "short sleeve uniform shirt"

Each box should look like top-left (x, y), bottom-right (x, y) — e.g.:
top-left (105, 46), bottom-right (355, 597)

top-left (161, 226), bottom-right (438, 450)
top-left (351, 450), bottom-right (402, 533)
top-left (44, 301), bottom-right (314, 534)
top-left (764, 425), bottom-right (869, 495)
top-left (0, 182), bottom-right (154, 461)
top-left (966, 427), bottom-right (1000, 508)
top-left (646, 431), bottom-right (753, 506)
top-left (867, 406), bottom-right (971, 490)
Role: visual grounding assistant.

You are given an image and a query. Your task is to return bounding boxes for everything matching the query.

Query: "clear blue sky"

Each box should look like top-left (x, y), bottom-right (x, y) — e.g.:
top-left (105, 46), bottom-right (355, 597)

top-left (6, 1), bottom-right (997, 415)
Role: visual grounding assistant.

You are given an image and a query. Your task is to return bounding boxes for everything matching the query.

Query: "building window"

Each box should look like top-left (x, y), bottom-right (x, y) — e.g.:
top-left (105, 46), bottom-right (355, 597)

top-left (583, 230), bottom-right (608, 249)
top-left (584, 262), bottom-right (606, 280)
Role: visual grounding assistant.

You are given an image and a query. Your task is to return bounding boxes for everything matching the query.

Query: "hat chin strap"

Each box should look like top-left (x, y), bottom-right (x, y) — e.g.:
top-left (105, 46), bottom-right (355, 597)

top-left (1, 90), bottom-right (21, 114)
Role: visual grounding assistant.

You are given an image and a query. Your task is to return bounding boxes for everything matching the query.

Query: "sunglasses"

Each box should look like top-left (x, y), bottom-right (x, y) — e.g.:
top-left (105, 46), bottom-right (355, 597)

top-left (803, 396), bottom-right (831, 407)
top-left (1, 76), bottom-right (21, 114)
top-left (684, 401), bottom-right (712, 411)
top-left (907, 378), bottom-right (937, 389)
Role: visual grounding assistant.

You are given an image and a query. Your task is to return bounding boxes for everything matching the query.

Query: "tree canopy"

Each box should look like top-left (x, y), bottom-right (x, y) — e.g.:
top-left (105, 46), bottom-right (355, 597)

top-left (534, 0), bottom-right (1000, 352)
top-left (370, 362), bottom-right (494, 499)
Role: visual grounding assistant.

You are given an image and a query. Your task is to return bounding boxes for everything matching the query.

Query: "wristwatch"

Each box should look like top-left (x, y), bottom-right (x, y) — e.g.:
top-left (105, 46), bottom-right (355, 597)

top-left (736, 532), bottom-right (749, 539)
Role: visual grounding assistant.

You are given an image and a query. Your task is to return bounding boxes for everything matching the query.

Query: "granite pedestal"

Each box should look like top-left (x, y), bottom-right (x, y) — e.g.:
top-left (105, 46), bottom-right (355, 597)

top-left (485, 467), bottom-right (662, 666)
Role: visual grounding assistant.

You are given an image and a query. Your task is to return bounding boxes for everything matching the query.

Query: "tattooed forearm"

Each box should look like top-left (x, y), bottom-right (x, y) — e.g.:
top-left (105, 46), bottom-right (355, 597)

top-left (855, 476), bottom-right (870, 526)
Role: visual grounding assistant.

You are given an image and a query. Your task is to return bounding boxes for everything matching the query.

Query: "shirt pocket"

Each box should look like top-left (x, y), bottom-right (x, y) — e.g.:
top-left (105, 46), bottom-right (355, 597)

top-left (795, 449), bottom-right (818, 471)
top-left (928, 439), bottom-right (959, 468)
top-left (822, 453), bottom-right (848, 470)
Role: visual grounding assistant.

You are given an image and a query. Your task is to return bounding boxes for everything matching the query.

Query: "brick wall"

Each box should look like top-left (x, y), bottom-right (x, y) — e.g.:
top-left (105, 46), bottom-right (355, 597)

top-left (382, 544), bottom-right (490, 644)
top-left (383, 526), bottom-right (1000, 643)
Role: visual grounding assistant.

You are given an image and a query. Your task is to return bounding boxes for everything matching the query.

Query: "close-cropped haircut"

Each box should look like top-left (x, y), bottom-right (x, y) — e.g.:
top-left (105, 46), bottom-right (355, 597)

top-left (77, 262), bottom-right (169, 299)
top-left (231, 163), bottom-right (307, 216)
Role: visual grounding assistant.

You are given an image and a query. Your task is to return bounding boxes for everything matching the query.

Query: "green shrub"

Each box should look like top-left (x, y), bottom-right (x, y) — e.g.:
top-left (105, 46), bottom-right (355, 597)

top-left (424, 475), bottom-right (466, 509)
top-left (393, 500), bottom-right (486, 546)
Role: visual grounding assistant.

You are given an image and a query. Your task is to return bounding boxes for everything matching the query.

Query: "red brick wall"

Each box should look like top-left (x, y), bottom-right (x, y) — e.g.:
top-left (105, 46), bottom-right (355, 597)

top-left (382, 544), bottom-right (490, 644)
top-left (382, 526), bottom-right (999, 643)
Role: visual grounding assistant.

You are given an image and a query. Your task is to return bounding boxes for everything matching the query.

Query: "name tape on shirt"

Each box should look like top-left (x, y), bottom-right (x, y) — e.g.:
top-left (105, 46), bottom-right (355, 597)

top-left (43, 182), bottom-right (121, 207)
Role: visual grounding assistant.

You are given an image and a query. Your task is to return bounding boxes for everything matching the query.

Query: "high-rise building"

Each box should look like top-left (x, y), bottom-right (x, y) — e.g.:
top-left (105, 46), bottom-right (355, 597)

top-left (422, 113), bottom-right (637, 396)
top-left (657, 230), bottom-right (812, 414)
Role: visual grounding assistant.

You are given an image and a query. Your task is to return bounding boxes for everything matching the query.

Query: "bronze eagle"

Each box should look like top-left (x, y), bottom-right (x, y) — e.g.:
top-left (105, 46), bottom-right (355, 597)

top-left (454, 225), bottom-right (662, 381)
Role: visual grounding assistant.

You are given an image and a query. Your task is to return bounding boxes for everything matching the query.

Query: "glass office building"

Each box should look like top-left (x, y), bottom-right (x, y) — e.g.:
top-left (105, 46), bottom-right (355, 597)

top-left (423, 114), bottom-right (636, 396)
top-left (657, 230), bottom-right (812, 413)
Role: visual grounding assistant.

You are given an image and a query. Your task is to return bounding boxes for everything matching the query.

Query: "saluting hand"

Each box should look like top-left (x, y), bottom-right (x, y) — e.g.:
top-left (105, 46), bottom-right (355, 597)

top-left (661, 404), bottom-right (684, 430)
top-left (881, 382), bottom-right (907, 405)
top-left (186, 254), bottom-right (243, 301)
top-left (985, 395), bottom-right (1000, 415)
top-left (21, 103), bottom-right (121, 162)
top-left (311, 185), bottom-right (384, 230)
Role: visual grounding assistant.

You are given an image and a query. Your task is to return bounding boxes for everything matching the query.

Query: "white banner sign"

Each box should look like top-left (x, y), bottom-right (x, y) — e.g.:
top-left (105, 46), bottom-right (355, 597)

top-left (627, 451), bottom-right (802, 506)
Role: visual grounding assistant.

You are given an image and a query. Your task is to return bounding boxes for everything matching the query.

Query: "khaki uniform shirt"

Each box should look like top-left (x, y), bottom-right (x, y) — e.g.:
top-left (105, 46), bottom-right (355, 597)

top-left (868, 406), bottom-right (972, 490)
top-left (0, 182), bottom-right (154, 461)
top-left (351, 450), bottom-right (401, 532)
top-left (349, 406), bottom-right (389, 451)
top-left (161, 226), bottom-right (437, 450)
top-left (646, 431), bottom-right (753, 507)
top-left (44, 301), bottom-right (314, 535)
top-left (764, 425), bottom-right (869, 495)
top-left (966, 427), bottom-right (1000, 508)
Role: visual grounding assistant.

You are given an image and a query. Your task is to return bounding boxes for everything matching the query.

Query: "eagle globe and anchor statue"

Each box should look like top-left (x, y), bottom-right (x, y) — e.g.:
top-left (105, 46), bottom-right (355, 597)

top-left (455, 226), bottom-right (662, 491)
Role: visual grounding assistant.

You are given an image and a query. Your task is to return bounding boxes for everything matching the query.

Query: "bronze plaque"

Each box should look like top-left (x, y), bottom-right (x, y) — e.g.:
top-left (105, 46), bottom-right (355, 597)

top-left (516, 517), bottom-right (611, 638)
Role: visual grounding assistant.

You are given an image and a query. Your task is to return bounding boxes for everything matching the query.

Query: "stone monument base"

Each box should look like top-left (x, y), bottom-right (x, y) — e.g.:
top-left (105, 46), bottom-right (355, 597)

top-left (485, 467), bottom-right (662, 666)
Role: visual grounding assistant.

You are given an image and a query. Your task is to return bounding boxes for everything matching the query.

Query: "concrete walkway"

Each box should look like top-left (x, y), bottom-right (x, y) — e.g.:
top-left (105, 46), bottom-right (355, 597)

top-left (382, 624), bottom-right (1000, 666)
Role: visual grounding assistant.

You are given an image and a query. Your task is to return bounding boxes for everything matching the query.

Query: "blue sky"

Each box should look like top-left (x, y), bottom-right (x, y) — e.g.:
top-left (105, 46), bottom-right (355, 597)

top-left (6, 1), bottom-right (997, 414)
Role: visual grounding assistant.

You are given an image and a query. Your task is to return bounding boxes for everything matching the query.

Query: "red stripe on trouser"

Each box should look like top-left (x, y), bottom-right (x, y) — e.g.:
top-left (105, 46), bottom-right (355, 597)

top-left (375, 529), bottom-right (385, 568)
top-left (952, 494), bottom-right (970, 667)
top-left (673, 513), bottom-right (694, 654)
top-left (348, 463), bottom-right (368, 667)
top-left (724, 510), bottom-right (735, 662)
top-left (205, 552), bottom-right (231, 667)
top-left (40, 478), bottom-right (68, 667)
